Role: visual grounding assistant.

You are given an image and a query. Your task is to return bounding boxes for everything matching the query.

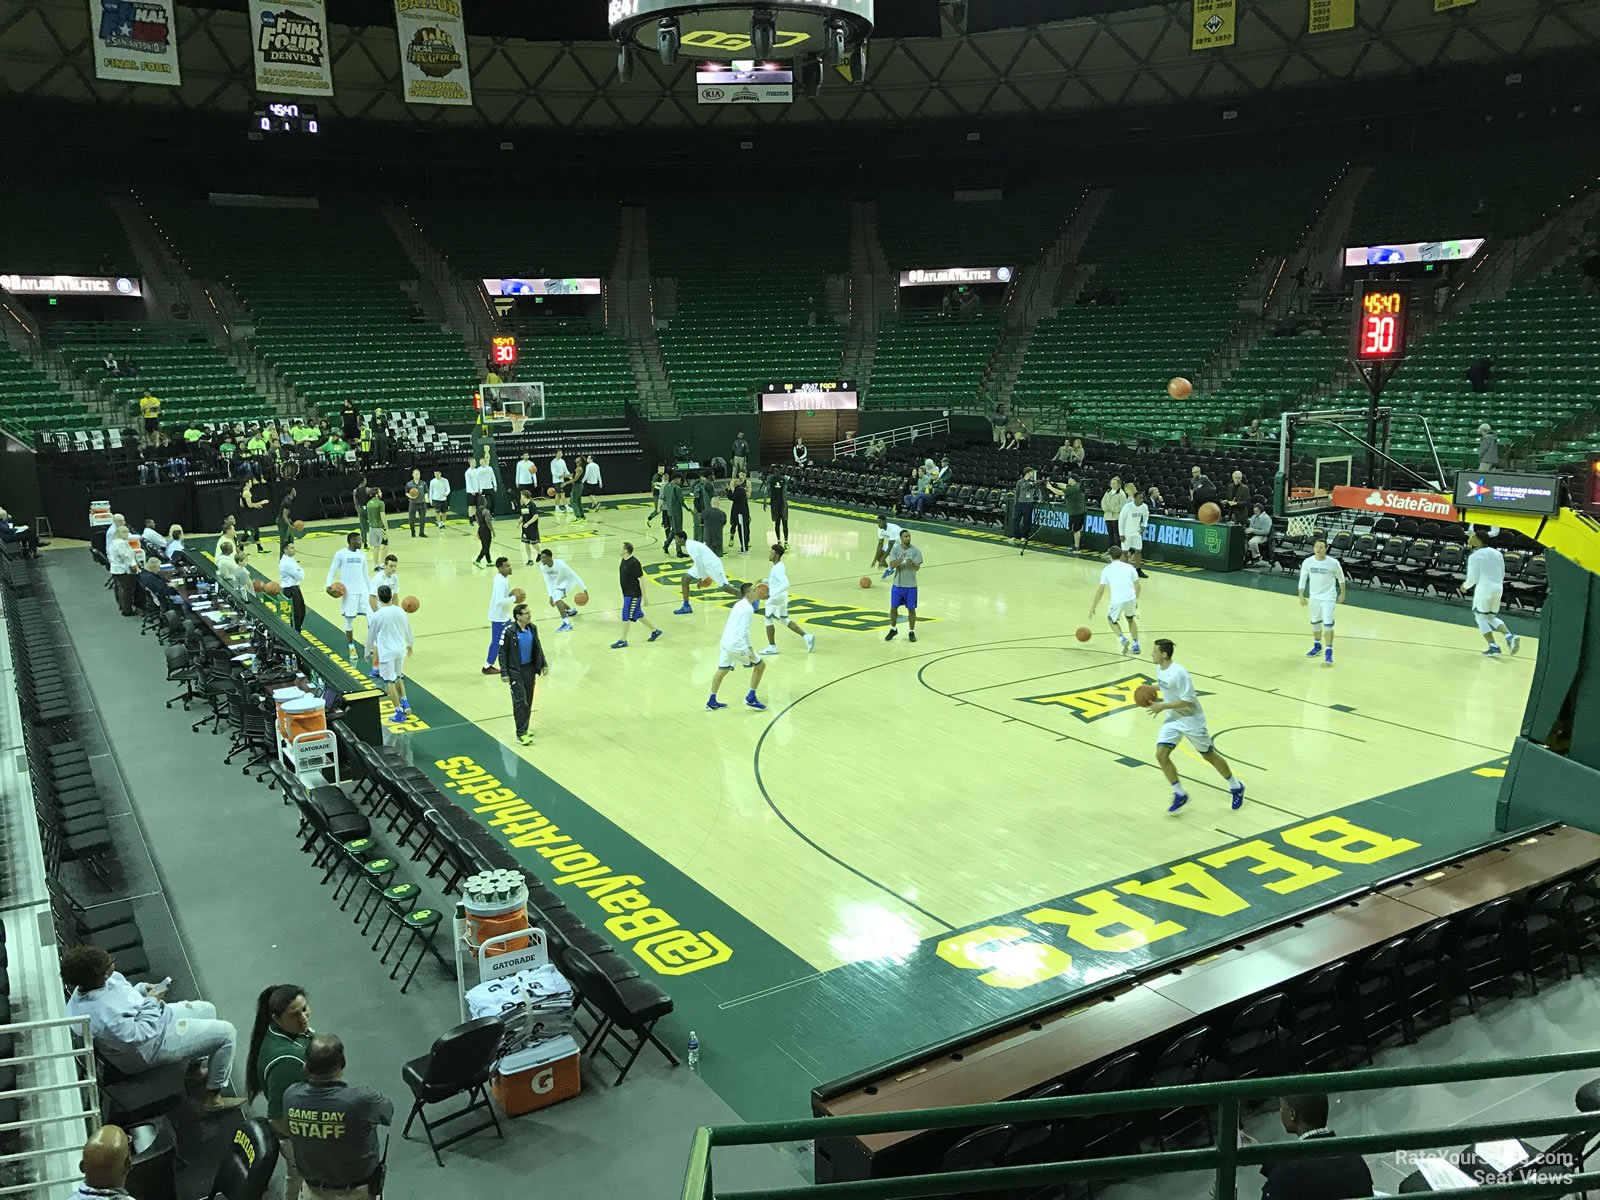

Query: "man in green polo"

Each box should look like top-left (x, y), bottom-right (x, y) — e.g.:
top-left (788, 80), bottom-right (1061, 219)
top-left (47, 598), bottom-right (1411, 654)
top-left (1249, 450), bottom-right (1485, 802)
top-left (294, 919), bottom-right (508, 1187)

top-left (1046, 472), bottom-right (1088, 553)
top-left (363, 489), bottom-right (387, 555)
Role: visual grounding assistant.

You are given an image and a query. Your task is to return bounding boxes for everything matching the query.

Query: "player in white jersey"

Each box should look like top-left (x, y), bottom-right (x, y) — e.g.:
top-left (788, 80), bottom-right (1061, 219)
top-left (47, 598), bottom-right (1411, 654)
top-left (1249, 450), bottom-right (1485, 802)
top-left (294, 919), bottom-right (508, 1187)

top-left (483, 557), bottom-right (516, 673)
top-left (1087, 547), bottom-right (1142, 653)
top-left (706, 582), bottom-right (767, 711)
top-left (760, 543), bottom-right (815, 654)
top-left (871, 514), bottom-right (903, 580)
top-left (536, 548), bottom-right (584, 632)
top-left (427, 469), bottom-right (451, 532)
top-left (1297, 538), bottom-right (1347, 666)
top-left (367, 584), bottom-right (414, 723)
top-left (324, 531), bottom-right (372, 660)
top-left (365, 554), bottom-right (401, 680)
top-left (1462, 530), bottom-right (1521, 658)
top-left (1148, 638), bottom-right (1245, 814)
top-left (671, 531), bottom-right (741, 613)
top-left (1118, 482), bottom-right (1151, 578)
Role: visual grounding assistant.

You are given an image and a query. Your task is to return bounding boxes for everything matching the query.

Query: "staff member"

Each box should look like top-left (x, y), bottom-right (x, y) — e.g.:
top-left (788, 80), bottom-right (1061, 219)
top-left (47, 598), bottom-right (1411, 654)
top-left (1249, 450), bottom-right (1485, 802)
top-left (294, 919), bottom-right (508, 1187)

top-left (276, 488), bottom-right (298, 550)
top-left (279, 539), bottom-right (307, 632)
top-left (109, 529), bottom-right (139, 616)
top-left (404, 469), bottom-right (428, 538)
top-left (1011, 467), bottom-right (1042, 546)
top-left (284, 1035), bottom-right (392, 1200)
top-left (138, 390), bottom-right (162, 447)
top-left (499, 603), bottom-right (549, 746)
top-left (247, 985), bottom-right (313, 1200)
top-left (570, 454), bottom-right (589, 524)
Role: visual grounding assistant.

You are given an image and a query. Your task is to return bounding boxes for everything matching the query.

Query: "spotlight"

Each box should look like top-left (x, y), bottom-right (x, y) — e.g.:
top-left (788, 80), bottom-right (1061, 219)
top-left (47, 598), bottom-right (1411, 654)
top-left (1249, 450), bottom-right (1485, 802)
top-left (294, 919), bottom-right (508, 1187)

top-left (822, 18), bottom-right (847, 67)
top-left (618, 41), bottom-right (634, 83)
top-left (655, 17), bottom-right (679, 66)
top-left (750, 8), bottom-right (776, 58)
top-left (801, 55), bottom-right (822, 99)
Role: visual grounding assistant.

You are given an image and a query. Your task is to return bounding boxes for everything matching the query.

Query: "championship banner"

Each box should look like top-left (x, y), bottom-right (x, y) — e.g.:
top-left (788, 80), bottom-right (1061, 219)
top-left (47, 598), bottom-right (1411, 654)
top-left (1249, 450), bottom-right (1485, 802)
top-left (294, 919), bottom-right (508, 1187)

top-left (1192, 0), bottom-right (1236, 48)
top-left (247, 0), bottom-right (335, 97)
top-left (88, 0), bottom-right (182, 85)
top-left (393, 0), bottom-right (473, 107)
top-left (1308, 0), bottom-right (1356, 33)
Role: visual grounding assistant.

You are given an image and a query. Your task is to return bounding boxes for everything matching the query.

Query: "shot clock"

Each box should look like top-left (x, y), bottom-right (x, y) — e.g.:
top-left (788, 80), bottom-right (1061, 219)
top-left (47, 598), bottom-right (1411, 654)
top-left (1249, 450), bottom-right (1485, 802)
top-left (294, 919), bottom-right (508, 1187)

top-left (1350, 280), bottom-right (1411, 363)
top-left (490, 335), bottom-right (518, 367)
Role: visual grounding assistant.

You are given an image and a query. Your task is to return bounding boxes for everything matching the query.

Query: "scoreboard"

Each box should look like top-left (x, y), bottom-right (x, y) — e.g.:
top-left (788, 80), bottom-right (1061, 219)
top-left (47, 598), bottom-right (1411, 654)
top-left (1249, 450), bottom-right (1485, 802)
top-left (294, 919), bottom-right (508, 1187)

top-left (1350, 281), bottom-right (1410, 363)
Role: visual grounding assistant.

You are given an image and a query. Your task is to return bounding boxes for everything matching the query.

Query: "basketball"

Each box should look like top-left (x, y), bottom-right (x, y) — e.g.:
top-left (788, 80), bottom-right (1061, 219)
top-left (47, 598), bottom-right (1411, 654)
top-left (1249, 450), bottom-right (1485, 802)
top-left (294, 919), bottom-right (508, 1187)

top-left (264, 582), bottom-right (281, 596)
top-left (700, 577), bottom-right (713, 588)
top-left (407, 486), bottom-right (420, 500)
top-left (574, 590), bottom-right (589, 606)
top-left (1167, 376), bottom-right (1193, 399)
top-left (1134, 685), bottom-right (1160, 707)
top-left (1198, 501), bottom-right (1222, 525)
top-left (293, 519), bottom-right (305, 532)
top-left (329, 582), bottom-right (346, 598)
top-left (859, 576), bottom-right (872, 588)
top-left (511, 587), bottom-right (526, 602)
top-left (252, 579), bottom-right (265, 593)
top-left (401, 595), bottom-right (419, 613)
top-left (1075, 626), bottom-right (1092, 642)
top-left (546, 487), bottom-right (557, 498)
top-left (754, 583), bottom-right (770, 600)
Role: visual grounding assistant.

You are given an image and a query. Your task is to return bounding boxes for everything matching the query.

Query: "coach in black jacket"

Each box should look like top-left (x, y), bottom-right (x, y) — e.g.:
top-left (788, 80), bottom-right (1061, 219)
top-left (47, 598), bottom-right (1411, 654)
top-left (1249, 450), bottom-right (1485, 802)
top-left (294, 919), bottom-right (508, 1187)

top-left (498, 603), bottom-right (549, 746)
top-left (1256, 1094), bottom-right (1373, 1200)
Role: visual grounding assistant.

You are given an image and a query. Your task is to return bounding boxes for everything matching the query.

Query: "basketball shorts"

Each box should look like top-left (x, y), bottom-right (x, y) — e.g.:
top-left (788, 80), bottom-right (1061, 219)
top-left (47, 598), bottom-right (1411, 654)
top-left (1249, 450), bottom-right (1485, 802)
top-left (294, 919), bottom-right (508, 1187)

top-left (1308, 598), bottom-right (1337, 626)
top-left (1108, 600), bottom-right (1138, 623)
top-left (377, 656), bottom-right (404, 684)
top-left (764, 596), bottom-right (789, 624)
top-left (1472, 588), bottom-right (1503, 615)
top-left (719, 642), bottom-right (751, 670)
top-left (621, 596), bottom-right (644, 622)
top-left (521, 523), bottom-right (540, 544)
top-left (340, 593), bottom-right (368, 620)
top-left (890, 585), bottom-right (918, 610)
top-left (694, 560), bottom-right (730, 589)
top-left (545, 585), bottom-right (568, 604)
top-left (1067, 513), bottom-right (1085, 533)
top-left (1158, 719), bottom-right (1213, 755)
top-left (1122, 533), bottom-right (1143, 552)
top-left (433, 499), bottom-right (449, 515)
top-left (143, 416), bottom-right (159, 433)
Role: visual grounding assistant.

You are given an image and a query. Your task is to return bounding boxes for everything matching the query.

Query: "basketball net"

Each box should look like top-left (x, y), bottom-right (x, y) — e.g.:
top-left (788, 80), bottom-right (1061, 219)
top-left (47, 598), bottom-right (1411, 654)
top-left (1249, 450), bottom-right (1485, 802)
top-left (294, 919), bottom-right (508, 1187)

top-left (509, 415), bottom-right (526, 435)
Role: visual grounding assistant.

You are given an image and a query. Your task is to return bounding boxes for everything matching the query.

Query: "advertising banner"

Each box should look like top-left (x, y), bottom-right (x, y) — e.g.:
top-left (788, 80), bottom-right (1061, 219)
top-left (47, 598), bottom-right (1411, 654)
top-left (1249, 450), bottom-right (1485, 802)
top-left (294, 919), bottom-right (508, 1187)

top-left (898, 267), bottom-right (1014, 287)
top-left (1308, 0), bottom-right (1355, 33)
top-left (1343, 238), bottom-right (1485, 267)
top-left (1454, 471), bottom-right (1562, 516)
top-left (0, 273), bottom-right (143, 298)
top-left (482, 278), bottom-right (603, 297)
top-left (393, 0), bottom-right (473, 107)
top-left (1192, 0), bottom-right (1236, 48)
top-left (1331, 486), bottom-right (1457, 520)
top-left (247, 0), bottom-right (335, 97)
top-left (87, 0), bottom-right (182, 85)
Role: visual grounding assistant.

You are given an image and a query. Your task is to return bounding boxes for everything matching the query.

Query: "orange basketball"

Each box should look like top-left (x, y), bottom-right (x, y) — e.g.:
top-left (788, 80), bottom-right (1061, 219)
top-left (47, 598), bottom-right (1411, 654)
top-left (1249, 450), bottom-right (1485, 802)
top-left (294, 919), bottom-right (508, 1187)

top-left (1134, 684), bottom-right (1160, 707)
top-left (407, 487), bottom-right (420, 500)
top-left (574, 590), bottom-right (589, 606)
top-left (754, 583), bottom-right (770, 600)
top-left (265, 582), bottom-right (282, 595)
top-left (511, 587), bottom-right (526, 602)
top-left (1198, 502), bottom-right (1222, 525)
top-left (546, 487), bottom-right (557, 498)
top-left (699, 577), bottom-right (713, 588)
top-left (293, 519), bottom-right (306, 532)
top-left (1075, 626), bottom-right (1092, 642)
top-left (329, 582), bottom-right (346, 598)
top-left (252, 579), bottom-right (265, 593)
top-left (859, 576), bottom-right (872, 588)
top-left (1167, 377), bottom-right (1193, 400)
top-left (401, 594), bottom-right (419, 613)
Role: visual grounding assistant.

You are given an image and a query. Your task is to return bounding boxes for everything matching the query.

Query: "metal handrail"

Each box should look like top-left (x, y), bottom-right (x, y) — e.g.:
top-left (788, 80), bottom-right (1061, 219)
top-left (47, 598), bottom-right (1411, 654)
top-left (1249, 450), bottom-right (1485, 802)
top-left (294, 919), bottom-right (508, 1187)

top-left (833, 418), bottom-right (950, 459)
top-left (682, 1049), bottom-right (1600, 1200)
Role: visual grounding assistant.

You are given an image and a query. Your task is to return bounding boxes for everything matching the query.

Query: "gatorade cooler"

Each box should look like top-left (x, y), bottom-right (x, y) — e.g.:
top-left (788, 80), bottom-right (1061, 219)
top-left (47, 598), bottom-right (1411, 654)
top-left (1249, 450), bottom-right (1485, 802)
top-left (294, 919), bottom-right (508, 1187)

top-left (491, 1035), bottom-right (581, 1116)
top-left (463, 871), bottom-right (530, 956)
top-left (279, 695), bottom-right (327, 741)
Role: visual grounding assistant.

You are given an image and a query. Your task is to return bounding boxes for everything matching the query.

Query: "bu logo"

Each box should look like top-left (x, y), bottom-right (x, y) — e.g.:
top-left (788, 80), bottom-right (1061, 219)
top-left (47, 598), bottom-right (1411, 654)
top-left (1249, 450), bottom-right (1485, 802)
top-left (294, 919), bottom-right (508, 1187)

top-left (681, 28), bottom-right (809, 51)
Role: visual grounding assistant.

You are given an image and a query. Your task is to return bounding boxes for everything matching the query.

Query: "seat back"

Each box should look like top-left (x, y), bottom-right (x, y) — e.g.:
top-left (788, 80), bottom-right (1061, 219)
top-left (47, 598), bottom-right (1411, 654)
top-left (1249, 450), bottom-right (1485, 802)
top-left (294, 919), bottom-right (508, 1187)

top-left (419, 1016), bottom-right (505, 1094)
top-left (206, 1116), bottom-right (280, 1200)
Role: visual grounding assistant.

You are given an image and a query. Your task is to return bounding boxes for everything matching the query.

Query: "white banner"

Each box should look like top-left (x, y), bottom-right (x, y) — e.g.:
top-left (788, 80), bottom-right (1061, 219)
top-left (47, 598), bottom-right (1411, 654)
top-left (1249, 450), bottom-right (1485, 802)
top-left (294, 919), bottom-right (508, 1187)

top-left (0, 273), bottom-right (143, 297)
top-left (393, 0), bottom-right (472, 107)
top-left (247, 0), bottom-right (335, 97)
top-left (88, 0), bottom-right (182, 86)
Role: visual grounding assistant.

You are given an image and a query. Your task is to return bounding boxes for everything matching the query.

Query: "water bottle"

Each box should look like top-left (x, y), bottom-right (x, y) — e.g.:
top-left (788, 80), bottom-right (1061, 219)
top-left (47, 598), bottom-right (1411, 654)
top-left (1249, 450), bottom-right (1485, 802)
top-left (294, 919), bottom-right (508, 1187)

top-left (686, 1030), bottom-right (700, 1070)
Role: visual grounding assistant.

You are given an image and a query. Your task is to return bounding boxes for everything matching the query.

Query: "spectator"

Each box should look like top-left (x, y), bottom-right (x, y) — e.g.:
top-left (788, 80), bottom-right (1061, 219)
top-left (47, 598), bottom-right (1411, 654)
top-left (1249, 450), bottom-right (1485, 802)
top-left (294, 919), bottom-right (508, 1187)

top-left (1250, 1093), bottom-right (1372, 1200)
top-left (1100, 475), bottom-right (1125, 549)
top-left (283, 1034), bottom-right (393, 1200)
top-left (0, 507), bottom-right (40, 558)
top-left (1045, 472), bottom-right (1086, 552)
top-left (1244, 419), bottom-right (1264, 444)
top-left (339, 398), bottom-right (359, 444)
top-left (165, 525), bottom-right (187, 561)
top-left (109, 529), bottom-right (138, 616)
top-left (792, 437), bottom-right (809, 469)
top-left (61, 944), bottom-right (243, 1115)
top-left (319, 433), bottom-right (350, 464)
top-left (731, 431), bottom-right (749, 476)
top-left (1223, 471), bottom-right (1252, 524)
top-left (1146, 485), bottom-right (1166, 515)
top-left (989, 401), bottom-right (1008, 445)
top-left (1012, 467), bottom-right (1042, 545)
top-left (138, 556), bottom-right (176, 606)
top-left (1466, 355), bottom-right (1495, 393)
top-left (1189, 466), bottom-right (1215, 514)
top-left (1053, 440), bottom-right (1074, 465)
top-left (120, 354), bottom-right (139, 378)
top-left (1246, 503), bottom-right (1273, 565)
top-left (1070, 438), bottom-right (1086, 466)
top-left (68, 1124), bottom-right (133, 1200)
top-left (101, 350), bottom-right (119, 375)
top-left (1477, 423), bottom-right (1500, 470)
top-left (247, 984), bottom-right (314, 1200)
top-left (138, 390), bottom-right (163, 447)
top-left (245, 426), bottom-right (269, 457)
top-left (902, 464), bottom-right (933, 515)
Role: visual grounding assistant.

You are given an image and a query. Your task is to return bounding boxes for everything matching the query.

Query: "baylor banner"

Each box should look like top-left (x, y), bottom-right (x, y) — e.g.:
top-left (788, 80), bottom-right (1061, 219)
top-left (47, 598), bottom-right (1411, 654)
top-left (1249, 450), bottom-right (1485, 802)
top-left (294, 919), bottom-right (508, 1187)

top-left (1309, 0), bottom-right (1356, 33)
top-left (394, 0), bottom-right (473, 107)
top-left (247, 0), bottom-right (335, 96)
top-left (1192, 0), bottom-right (1236, 48)
top-left (88, 0), bottom-right (182, 85)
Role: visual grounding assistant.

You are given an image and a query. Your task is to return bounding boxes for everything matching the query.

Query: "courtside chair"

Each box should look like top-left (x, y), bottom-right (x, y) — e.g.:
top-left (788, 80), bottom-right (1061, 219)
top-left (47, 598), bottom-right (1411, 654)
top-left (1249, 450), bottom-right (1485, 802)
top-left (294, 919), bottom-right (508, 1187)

top-left (384, 904), bottom-right (447, 994)
top-left (202, 1116), bottom-right (279, 1200)
top-left (558, 947), bottom-right (678, 1086)
top-left (400, 1017), bottom-right (505, 1166)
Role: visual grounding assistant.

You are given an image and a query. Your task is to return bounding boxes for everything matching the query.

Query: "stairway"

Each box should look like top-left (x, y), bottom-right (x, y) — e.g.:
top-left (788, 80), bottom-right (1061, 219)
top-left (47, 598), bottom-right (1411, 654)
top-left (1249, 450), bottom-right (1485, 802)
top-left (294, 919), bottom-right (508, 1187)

top-left (612, 206), bottom-right (674, 417)
top-left (1446, 187), bottom-right (1600, 312)
top-left (842, 200), bottom-right (894, 386)
top-left (382, 205), bottom-right (496, 356)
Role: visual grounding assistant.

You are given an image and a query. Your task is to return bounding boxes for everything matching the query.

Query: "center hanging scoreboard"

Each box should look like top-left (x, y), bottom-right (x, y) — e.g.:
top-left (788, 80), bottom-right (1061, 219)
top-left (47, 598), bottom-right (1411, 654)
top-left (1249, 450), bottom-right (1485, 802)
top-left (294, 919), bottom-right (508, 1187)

top-left (1349, 280), bottom-right (1411, 363)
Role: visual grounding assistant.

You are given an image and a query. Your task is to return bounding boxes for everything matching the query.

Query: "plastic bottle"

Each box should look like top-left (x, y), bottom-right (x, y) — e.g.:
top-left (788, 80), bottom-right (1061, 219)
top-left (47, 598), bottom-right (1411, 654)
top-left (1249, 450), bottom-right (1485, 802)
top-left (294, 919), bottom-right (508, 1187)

top-left (687, 1030), bottom-right (700, 1069)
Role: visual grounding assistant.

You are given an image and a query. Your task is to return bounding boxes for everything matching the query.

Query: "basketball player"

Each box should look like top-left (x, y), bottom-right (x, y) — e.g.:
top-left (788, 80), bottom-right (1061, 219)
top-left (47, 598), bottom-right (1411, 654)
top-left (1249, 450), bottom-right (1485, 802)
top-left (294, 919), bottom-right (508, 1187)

top-left (707, 581), bottom-right (767, 711)
top-left (1463, 529), bottom-right (1521, 657)
top-left (1147, 638), bottom-right (1245, 814)
top-left (1087, 546), bottom-right (1141, 654)
top-left (367, 584), bottom-right (414, 724)
top-left (767, 467), bottom-right (790, 546)
top-left (549, 450), bottom-right (571, 515)
top-left (517, 489), bottom-right (541, 565)
top-left (671, 530), bottom-right (741, 613)
top-left (363, 488), bottom-right (387, 556)
top-left (278, 538), bottom-right (306, 633)
top-left (1119, 482), bottom-right (1151, 578)
top-left (363, 554), bottom-right (401, 681)
top-left (537, 548), bottom-right (584, 632)
top-left (613, 542), bottom-right (662, 649)
top-left (405, 468), bottom-right (428, 538)
top-left (872, 515), bottom-right (903, 579)
top-left (427, 469), bottom-right (450, 532)
top-left (761, 543), bottom-right (814, 654)
top-left (483, 557), bottom-right (515, 675)
top-left (325, 531), bottom-right (371, 660)
top-left (1297, 537), bottom-right (1347, 666)
top-left (885, 528), bottom-right (922, 643)
top-left (514, 452), bottom-right (536, 496)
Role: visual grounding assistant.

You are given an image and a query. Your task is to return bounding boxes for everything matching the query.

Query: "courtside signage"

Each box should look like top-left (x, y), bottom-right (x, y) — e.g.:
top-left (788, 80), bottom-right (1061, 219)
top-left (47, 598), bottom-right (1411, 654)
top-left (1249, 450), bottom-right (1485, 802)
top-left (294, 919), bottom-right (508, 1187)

top-left (1332, 486), bottom-right (1457, 519)
top-left (898, 267), bottom-right (1014, 287)
top-left (1, 273), bottom-right (142, 297)
top-left (1453, 470), bottom-right (1562, 516)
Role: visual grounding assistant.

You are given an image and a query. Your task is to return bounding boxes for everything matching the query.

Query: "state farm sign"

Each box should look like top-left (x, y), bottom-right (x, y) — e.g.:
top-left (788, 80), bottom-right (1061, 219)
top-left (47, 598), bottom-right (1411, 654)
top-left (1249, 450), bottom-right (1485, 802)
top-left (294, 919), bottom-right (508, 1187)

top-left (1332, 486), bottom-right (1457, 519)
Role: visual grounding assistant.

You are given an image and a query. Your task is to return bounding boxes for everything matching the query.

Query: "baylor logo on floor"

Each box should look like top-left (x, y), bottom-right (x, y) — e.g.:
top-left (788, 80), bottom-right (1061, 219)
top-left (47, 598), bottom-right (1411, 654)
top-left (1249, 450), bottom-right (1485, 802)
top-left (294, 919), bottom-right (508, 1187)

top-left (642, 562), bottom-right (935, 632)
top-left (1019, 673), bottom-right (1206, 722)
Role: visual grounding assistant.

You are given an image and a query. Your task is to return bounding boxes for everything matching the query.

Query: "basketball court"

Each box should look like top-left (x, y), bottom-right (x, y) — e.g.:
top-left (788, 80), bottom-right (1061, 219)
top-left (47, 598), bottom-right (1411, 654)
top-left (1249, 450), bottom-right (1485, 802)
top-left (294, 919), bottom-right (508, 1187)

top-left (255, 492), bottom-right (1533, 1119)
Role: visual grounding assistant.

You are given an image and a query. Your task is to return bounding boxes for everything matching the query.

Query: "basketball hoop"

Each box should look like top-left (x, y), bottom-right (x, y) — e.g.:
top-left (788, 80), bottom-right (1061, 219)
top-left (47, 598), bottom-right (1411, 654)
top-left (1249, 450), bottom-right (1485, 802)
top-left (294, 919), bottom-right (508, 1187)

top-left (509, 415), bottom-right (526, 435)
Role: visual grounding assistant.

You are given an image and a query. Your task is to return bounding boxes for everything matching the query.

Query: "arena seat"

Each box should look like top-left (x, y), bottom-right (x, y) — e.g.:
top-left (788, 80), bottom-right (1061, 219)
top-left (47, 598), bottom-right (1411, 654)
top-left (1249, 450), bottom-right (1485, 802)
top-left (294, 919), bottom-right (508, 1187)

top-left (0, 346), bottom-right (98, 434)
top-left (52, 325), bottom-right (271, 427)
top-left (867, 316), bottom-right (1003, 409)
top-left (877, 180), bottom-right (1082, 268)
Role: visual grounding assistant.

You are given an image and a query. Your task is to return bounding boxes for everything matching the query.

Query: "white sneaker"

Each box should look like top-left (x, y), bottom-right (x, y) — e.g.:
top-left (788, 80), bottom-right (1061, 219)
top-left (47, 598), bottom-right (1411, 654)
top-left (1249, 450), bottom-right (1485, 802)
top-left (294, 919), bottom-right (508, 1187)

top-left (760, 646), bottom-right (779, 656)
top-left (803, 633), bottom-right (816, 653)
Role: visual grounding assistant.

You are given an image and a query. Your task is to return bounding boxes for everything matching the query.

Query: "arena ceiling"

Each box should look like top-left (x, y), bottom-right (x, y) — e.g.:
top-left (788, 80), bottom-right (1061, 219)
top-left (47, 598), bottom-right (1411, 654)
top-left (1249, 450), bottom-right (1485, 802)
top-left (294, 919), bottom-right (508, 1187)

top-left (3, 0), bottom-right (1596, 130)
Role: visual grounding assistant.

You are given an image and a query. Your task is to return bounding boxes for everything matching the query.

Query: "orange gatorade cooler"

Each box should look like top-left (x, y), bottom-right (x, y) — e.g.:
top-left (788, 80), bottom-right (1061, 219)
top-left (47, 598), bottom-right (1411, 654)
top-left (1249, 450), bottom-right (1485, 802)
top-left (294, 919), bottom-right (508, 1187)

top-left (491, 1035), bottom-right (581, 1116)
top-left (463, 871), bottom-right (531, 956)
top-left (280, 695), bottom-right (327, 741)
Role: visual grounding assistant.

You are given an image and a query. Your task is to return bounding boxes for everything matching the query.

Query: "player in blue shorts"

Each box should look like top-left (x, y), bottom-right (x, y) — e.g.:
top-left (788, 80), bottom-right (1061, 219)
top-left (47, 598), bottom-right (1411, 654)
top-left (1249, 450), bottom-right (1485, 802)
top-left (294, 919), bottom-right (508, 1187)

top-left (1146, 638), bottom-right (1245, 814)
top-left (612, 542), bottom-right (662, 649)
top-left (885, 529), bottom-right (923, 643)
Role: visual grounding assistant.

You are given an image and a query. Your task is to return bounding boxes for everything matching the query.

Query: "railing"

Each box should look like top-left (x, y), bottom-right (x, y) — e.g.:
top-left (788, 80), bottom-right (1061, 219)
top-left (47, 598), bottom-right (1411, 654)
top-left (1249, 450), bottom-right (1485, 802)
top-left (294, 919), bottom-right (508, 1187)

top-left (683, 1051), bottom-right (1600, 1200)
top-left (0, 1017), bottom-right (101, 1198)
top-left (833, 417), bottom-right (949, 459)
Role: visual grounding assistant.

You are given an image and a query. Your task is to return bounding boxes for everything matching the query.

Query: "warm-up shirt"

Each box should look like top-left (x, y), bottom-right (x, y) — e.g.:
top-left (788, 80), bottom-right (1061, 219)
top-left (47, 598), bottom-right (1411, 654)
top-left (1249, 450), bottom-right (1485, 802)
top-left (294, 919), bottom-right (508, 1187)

top-left (1298, 555), bottom-right (1346, 601)
top-left (487, 573), bottom-right (515, 623)
top-left (619, 556), bottom-right (644, 599)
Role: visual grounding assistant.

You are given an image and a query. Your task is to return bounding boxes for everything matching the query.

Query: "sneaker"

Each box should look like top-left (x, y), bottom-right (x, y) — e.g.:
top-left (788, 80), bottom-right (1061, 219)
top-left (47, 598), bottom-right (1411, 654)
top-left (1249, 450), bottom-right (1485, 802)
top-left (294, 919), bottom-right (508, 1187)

top-left (1136, 569), bottom-right (1149, 579)
top-left (1306, 644), bottom-right (1323, 658)
top-left (760, 646), bottom-right (779, 656)
top-left (389, 710), bottom-right (407, 724)
top-left (481, 666), bottom-right (500, 675)
top-left (648, 629), bottom-right (663, 642)
top-left (370, 668), bottom-right (382, 681)
top-left (1507, 633), bottom-right (1521, 656)
top-left (518, 732), bottom-right (533, 745)
top-left (881, 569), bottom-right (892, 579)
top-left (1482, 645), bottom-right (1502, 657)
top-left (558, 621), bottom-right (573, 633)
top-left (1119, 637), bottom-right (1130, 654)
top-left (674, 604), bottom-right (692, 615)
top-left (611, 640), bottom-right (628, 649)
top-left (884, 628), bottom-right (898, 642)
top-left (1324, 648), bottom-right (1334, 665)
top-left (908, 631), bottom-right (917, 643)
top-left (745, 693), bottom-right (767, 710)
top-left (1129, 640), bottom-right (1139, 653)
top-left (706, 697), bottom-right (728, 711)
top-left (1230, 782), bottom-right (1245, 810)
top-left (803, 633), bottom-right (816, 653)
top-left (1167, 792), bottom-right (1190, 814)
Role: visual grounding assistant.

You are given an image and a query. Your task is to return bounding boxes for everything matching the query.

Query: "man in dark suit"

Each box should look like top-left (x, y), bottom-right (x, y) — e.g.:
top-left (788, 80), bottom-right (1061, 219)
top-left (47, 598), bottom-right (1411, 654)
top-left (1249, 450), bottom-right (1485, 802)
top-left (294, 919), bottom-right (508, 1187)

top-left (1255, 1094), bottom-right (1373, 1200)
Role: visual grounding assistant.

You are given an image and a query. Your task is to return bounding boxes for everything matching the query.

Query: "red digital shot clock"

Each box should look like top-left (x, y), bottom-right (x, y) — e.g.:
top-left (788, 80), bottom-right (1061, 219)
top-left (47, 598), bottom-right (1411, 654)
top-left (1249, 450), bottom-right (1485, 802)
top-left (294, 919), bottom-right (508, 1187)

top-left (491, 335), bottom-right (518, 367)
top-left (1350, 282), bottom-right (1410, 363)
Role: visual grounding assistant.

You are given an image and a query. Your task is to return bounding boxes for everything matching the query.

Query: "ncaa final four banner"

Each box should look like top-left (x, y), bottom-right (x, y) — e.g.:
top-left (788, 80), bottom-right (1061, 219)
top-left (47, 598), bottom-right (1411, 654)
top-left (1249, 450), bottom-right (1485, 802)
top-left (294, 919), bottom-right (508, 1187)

top-left (87, 0), bottom-right (183, 86)
top-left (247, 0), bottom-right (335, 97)
top-left (393, 0), bottom-right (474, 107)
